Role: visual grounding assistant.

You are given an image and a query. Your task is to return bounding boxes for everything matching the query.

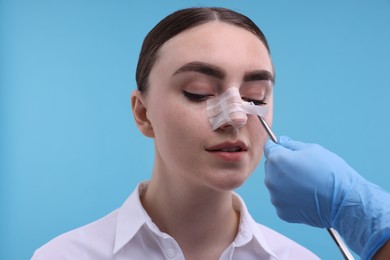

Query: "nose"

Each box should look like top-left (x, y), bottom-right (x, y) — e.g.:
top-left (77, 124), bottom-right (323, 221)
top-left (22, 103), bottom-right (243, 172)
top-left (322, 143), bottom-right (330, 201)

top-left (219, 110), bottom-right (248, 130)
top-left (208, 87), bottom-right (269, 131)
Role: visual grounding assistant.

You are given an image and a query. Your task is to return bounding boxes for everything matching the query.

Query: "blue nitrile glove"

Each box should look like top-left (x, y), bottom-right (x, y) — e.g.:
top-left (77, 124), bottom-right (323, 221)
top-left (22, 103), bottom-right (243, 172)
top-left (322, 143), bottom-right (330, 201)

top-left (264, 136), bottom-right (390, 259)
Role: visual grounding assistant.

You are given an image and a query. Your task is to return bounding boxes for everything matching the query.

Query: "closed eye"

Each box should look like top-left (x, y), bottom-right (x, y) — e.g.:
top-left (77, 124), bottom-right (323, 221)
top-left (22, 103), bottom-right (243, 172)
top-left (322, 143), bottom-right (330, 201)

top-left (242, 97), bottom-right (267, 106)
top-left (183, 91), bottom-right (213, 102)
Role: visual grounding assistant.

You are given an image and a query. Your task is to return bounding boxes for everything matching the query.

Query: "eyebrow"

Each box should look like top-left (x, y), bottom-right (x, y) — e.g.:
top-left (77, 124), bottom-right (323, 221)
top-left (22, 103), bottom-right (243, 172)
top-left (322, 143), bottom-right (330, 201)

top-left (244, 70), bottom-right (274, 83)
top-left (173, 61), bottom-right (225, 79)
top-left (173, 61), bottom-right (274, 83)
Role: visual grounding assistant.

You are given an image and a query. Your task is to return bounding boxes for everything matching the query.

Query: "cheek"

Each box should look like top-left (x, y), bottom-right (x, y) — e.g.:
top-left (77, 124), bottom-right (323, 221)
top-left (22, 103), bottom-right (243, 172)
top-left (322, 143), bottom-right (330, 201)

top-left (255, 126), bottom-right (268, 152)
top-left (266, 96), bottom-right (274, 126)
top-left (152, 102), bottom-right (209, 147)
top-left (263, 107), bottom-right (274, 144)
top-left (249, 106), bottom-right (273, 159)
top-left (248, 117), bottom-right (267, 150)
top-left (165, 101), bottom-right (208, 128)
top-left (265, 107), bottom-right (274, 128)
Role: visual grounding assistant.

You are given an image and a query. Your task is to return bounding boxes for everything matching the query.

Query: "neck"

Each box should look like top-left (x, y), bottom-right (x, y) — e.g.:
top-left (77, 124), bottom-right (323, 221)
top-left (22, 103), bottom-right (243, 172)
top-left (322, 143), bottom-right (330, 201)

top-left (141, 167), bottom-right (240, 259)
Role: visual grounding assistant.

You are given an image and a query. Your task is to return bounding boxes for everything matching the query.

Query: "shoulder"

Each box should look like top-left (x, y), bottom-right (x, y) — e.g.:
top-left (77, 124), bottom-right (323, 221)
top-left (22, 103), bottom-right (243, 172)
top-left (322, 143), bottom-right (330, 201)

top-left (32, 210), bottom-right (119, 260)
top-left (255, 223), bottom-right (320, 259)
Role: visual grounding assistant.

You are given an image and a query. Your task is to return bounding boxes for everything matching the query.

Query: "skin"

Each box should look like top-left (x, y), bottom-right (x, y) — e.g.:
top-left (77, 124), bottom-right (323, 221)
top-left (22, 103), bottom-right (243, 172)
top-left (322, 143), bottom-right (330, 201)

top-left (131, 21), bottom-right (274, 259)
top-left (374, 240), bottom-right (390, 260)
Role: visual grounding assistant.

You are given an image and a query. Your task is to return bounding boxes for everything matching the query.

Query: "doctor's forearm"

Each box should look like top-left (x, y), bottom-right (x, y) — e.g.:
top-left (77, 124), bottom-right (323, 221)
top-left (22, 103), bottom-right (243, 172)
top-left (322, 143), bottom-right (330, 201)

top-left (373, 240), bottom-right (390, 260)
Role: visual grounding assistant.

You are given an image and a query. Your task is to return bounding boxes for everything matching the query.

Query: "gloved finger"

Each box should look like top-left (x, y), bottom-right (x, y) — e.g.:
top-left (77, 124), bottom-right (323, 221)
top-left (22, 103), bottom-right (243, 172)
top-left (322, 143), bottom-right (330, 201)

top-left (264, 139), bottom-right (283, 158)
top-left (278, 136), bottom-right (309, 151)
top-left (264, 136), bottom-right (297, 159)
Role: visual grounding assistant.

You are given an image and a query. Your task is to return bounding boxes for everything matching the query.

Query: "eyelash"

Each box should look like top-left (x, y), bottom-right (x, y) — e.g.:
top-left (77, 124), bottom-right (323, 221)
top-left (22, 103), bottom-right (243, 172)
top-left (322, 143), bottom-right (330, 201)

top-left (242, 98), bottom-right (267, 106)
top-left (183, 91), bottom-right (211, 102)
top-left (183, 91), bottom-right (267, 106)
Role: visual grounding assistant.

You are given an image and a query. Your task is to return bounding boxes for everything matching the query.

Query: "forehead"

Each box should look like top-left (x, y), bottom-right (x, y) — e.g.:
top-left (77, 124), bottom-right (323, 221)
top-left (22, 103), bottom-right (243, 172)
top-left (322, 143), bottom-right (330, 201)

top-left (156, 21), bottom-right (272, 73)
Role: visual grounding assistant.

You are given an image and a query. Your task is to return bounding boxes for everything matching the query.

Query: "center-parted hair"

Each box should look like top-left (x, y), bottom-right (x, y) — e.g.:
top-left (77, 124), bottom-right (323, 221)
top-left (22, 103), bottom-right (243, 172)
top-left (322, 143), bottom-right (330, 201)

top-left (136, 7), bottom-right (270, 92)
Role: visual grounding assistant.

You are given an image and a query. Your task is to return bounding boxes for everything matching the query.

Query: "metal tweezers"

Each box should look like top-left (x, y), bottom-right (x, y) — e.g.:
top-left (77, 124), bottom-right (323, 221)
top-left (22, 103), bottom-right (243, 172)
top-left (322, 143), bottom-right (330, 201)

top-left (258, 115), bottom-right (355, 260)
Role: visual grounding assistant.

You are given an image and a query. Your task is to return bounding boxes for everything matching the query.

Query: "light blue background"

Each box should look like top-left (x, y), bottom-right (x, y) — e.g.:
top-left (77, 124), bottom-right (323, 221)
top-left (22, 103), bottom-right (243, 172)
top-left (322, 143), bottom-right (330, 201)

top-left (2, 1), bottom-right (390, 259)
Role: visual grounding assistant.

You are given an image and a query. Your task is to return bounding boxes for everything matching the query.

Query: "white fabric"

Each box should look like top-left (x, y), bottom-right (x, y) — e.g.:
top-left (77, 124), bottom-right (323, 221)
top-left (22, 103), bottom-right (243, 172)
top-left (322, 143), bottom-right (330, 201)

top-left (32, 182), bottom-right (319, 260)
top-left (207, 88), bottom-right (268, 130)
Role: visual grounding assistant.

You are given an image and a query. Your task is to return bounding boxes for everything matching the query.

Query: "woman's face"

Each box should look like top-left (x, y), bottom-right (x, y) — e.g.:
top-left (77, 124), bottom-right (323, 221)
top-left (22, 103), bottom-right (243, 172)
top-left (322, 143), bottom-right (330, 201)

top-left (137, 21), bottom-right (273, 191)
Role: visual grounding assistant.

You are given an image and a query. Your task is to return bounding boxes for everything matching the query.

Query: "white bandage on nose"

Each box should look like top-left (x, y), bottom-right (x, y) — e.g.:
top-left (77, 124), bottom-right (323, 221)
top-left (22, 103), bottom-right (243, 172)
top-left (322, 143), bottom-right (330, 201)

top-left (206, 88), bottom-right (268, 130)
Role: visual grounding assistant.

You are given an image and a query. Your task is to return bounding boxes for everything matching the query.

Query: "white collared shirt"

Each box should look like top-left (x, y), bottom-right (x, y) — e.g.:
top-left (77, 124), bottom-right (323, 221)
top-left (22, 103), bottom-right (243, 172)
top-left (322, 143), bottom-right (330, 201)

top-left (32, 182), bottom-right (319, 259)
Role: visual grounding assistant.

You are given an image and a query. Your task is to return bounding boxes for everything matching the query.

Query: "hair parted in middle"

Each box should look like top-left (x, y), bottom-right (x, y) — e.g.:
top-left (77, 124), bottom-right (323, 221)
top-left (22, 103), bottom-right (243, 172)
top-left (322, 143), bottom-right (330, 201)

top-left (135, 7), bottom-right (271, 93)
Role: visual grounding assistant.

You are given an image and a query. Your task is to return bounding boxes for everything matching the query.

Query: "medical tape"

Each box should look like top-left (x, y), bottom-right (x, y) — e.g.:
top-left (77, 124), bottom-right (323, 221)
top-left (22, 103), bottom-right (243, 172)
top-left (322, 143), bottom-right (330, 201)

top-left (206, 88), bottom-right (268, 130)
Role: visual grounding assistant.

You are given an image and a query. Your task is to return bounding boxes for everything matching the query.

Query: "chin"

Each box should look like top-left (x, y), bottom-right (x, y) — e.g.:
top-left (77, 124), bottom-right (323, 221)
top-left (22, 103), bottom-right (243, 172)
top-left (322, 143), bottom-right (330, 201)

top-left (212, 174), bottom-right (248, 191)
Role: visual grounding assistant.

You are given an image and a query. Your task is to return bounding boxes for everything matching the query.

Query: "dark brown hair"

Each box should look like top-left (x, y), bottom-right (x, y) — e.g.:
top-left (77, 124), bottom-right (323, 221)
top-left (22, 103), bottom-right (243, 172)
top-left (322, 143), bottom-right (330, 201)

top-left (136, 7), bottom-right (271, 92)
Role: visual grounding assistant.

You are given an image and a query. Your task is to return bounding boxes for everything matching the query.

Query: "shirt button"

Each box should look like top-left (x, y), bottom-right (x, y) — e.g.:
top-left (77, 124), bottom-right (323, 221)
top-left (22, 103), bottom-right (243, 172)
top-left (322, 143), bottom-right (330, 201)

top-left (166, 247), bottom-right (177, 258)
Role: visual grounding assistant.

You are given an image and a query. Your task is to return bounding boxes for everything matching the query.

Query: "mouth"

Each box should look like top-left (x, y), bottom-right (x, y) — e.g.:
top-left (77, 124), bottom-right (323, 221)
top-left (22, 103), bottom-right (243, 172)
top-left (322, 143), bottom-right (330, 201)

top-left (206, 141), bottom-right (248, 161)
top-left (206, 140), bottom-right (247, 152)
top-left (217, 147), bottom-right (244, 152)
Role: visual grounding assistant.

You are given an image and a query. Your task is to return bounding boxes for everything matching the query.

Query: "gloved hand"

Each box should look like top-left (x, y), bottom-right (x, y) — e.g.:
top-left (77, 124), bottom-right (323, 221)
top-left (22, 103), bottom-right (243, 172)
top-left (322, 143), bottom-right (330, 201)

top-left (264, 136), bottom-right (390, 259)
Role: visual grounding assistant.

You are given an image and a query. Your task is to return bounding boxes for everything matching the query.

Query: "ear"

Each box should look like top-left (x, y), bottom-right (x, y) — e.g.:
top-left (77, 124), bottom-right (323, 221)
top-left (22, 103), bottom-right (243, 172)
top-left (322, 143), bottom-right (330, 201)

top-left (131, 90), bottom-right (155, 138)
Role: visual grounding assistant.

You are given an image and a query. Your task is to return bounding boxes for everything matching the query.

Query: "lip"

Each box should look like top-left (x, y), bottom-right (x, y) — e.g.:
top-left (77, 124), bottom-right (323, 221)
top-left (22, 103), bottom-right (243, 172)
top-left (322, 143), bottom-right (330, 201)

top-left (206, 140), bottom-right (248, 162)
top-left (206, 140), bottom-right (248, 151)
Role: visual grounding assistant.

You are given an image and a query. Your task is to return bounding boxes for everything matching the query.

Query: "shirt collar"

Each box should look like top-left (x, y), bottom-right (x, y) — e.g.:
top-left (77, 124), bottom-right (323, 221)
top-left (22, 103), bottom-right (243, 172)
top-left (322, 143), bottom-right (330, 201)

top-left (113, 182), bottom-right (149, 254)
top-left (232, 192), bottom-right (279, 259)
top-left (113, 182), bottom-right (278, 258)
